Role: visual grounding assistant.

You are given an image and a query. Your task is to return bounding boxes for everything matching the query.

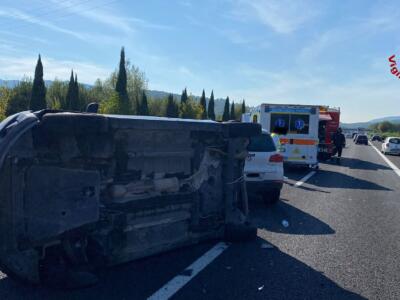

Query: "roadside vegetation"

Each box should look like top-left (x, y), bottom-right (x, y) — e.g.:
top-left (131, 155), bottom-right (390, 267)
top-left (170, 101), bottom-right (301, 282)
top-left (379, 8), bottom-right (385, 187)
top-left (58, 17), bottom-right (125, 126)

top-left (369, 121), bottom-right (400, 137)
top-left (0, 47), bottom-right (246, 122)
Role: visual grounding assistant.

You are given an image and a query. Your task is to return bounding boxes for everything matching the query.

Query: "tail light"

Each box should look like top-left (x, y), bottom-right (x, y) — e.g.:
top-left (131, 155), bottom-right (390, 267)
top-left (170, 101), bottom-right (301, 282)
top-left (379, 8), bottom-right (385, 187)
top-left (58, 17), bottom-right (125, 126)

top-left (269, 154), bottom-right (283, 163)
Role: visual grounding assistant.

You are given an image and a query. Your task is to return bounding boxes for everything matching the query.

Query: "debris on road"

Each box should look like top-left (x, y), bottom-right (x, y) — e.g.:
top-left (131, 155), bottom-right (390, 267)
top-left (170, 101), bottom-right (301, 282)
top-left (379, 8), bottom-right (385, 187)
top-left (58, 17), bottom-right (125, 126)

top-left (282, 220), bottom-right (290, 227)
top-left (258, 285), bottom-right (264, 291)
top-left (261, 243), bottom-right (274, 249)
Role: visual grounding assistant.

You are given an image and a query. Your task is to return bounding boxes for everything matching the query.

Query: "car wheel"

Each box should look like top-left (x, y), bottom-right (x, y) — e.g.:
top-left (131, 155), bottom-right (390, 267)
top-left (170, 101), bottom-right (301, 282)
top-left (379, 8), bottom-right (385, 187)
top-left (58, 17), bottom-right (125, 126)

top-left (263, 189), bottom-right (281, 205)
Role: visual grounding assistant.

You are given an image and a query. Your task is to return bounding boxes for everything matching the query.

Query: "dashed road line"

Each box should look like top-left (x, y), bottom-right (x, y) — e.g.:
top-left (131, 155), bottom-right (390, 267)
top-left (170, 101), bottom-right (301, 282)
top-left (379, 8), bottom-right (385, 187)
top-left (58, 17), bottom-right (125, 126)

top-left (369, 142), bottom-right (400, 177)
top-left (295, 171), bottom-right (316, 187)
top-left (147, 242), bottom-right (229, 300)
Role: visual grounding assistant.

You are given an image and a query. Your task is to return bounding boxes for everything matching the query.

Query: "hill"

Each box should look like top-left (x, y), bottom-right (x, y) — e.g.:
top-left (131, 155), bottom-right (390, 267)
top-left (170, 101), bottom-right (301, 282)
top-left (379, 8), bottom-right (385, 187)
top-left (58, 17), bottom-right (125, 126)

top-left (341, 116), bottom-right (400, 129)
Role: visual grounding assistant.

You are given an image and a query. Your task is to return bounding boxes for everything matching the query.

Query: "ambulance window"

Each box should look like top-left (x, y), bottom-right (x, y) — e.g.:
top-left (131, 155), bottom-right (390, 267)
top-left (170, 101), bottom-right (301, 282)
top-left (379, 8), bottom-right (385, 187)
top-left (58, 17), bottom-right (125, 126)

top-left (290, 114), bottom-right (309, 134)
top-left (270, 114), bottom-right (289, 134)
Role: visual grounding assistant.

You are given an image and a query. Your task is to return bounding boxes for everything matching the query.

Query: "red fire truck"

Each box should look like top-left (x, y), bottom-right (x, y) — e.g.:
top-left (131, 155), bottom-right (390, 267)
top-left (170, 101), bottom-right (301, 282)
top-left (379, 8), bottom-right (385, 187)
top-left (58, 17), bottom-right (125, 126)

top-left (317, 106), bottom-right (340, 161)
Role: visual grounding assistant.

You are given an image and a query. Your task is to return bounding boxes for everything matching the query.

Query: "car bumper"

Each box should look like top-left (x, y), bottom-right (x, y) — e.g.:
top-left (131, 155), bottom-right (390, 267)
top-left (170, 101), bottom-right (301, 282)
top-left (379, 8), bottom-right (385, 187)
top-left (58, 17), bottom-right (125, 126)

top-left (386, 150), bottom-right (400, 154)
top-left (246, 180), bottom-right (283, 194)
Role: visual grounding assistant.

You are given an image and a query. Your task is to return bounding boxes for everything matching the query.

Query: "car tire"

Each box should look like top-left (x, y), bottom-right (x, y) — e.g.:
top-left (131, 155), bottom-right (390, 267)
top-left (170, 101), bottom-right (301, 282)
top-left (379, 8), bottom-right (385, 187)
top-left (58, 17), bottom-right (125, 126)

top-left (263, 189), bottom-right (280, 205)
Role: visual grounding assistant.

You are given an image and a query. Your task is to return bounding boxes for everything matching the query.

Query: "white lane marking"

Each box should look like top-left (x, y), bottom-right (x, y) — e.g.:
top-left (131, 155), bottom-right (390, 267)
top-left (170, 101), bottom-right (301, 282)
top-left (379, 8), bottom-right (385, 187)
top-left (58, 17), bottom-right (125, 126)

top-left (295, 171), bottom-right (316, 187)
top-left (369, 142), bottom-right (400, 177)
top-left (147, 242), bottom-right (229, 300)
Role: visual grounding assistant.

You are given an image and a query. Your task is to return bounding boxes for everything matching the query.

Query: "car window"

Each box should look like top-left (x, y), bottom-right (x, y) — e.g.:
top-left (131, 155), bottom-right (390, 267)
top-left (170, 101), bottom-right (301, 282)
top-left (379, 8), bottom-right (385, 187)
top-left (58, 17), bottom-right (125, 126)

top-left (248, 134), bottom-right (276, 152)
top-left (389, 138), bottom-right (400, 144)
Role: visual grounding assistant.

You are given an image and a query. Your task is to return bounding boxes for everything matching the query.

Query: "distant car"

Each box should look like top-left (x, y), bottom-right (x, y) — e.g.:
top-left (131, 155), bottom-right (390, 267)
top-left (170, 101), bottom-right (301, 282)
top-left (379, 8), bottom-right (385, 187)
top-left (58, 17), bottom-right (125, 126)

top-left (371, 135), bottom-right (382, 142)
top-left (381, 137), bottom-right (400, 155)
top-left (345, 133), bottom-right (353, 138)
top-left (355, 134), bottom-right (368, 145)
top-left (244, 130), bottom-right (284, 204)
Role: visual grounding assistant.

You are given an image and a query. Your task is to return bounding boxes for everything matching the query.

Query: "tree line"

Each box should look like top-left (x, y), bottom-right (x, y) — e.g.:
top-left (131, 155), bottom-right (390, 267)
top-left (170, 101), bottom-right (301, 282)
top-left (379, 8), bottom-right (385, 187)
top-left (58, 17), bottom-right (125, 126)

top-left (0, 47), bottom-right (246, 121)
top-left (369, 121), bottom-right (400, 136)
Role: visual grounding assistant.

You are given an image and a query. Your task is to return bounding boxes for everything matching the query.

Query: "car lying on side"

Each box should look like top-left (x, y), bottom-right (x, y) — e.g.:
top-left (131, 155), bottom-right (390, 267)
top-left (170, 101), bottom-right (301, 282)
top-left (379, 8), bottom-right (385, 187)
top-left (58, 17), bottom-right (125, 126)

top-left (244, 130), bottom-right (284, 205)
top-left (381, 137), bottom-right (400, 155)
top-left (0, 110), bottom-right (260, 288)
top-left (355, 134), bottom-right (368, 145)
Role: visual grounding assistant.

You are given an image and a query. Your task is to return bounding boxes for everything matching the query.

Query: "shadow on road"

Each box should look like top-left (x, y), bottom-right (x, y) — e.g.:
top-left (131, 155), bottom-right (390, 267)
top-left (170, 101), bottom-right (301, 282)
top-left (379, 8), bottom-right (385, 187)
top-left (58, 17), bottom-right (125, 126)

top-left (0, 241), bottom-right (217, 300)
top-left (249, 201), bottom-right (335, 235)
top-left (305, 169), bottom-right (392, 191)
top-left (323, 157), bottom-right (390, 171)
top-left (173, 237), bottom-right (366, 300)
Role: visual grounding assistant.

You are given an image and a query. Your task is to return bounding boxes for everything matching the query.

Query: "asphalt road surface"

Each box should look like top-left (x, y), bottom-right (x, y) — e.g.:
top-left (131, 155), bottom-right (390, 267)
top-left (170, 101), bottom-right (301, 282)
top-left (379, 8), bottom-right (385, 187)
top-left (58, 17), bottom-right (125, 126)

top-left (1, 139), bottom-right (400, 299)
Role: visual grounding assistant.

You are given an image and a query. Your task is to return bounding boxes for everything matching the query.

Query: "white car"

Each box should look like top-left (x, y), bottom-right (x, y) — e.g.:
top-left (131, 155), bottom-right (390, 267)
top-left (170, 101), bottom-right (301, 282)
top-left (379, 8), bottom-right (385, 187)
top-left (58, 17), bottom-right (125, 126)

top-left (381, 137), bottom-right (400, 155)
top-left (244, 130), bottom-right (284, 204)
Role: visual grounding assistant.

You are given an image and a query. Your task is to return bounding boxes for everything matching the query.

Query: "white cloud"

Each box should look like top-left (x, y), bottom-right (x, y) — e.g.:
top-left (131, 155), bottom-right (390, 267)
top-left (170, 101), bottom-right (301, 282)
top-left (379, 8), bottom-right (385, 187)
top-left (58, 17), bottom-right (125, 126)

top-left (0, 56), bottom-right (110, 84)
top-left (48, 0), bottom-right (134, 33)
top-left (230, 0), bottom-right (319, 34)
top-left (0, 8), bottom-right (87, 40)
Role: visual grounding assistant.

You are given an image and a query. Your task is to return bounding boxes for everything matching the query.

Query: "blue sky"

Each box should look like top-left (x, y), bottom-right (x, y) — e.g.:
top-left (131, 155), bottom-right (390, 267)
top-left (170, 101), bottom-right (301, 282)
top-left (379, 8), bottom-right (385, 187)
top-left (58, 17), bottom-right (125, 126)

top-left (0, 0), bottom-right (399, 122)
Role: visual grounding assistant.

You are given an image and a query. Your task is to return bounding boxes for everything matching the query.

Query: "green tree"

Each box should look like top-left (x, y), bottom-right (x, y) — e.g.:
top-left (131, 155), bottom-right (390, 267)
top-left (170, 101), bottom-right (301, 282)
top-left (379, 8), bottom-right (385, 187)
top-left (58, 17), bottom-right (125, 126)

top-left (241, 99), bottom-right (246, 114)
top-left (5, 79), bottom-right (32, 116)
top-left (378, 121), bottom-right (394, 133)
top-left (66, 70), bottom-right (75, 110)
top-left (181, 88), bottom-right (188, 104)
top-left (115, 47), bottom-right (130, 114)
top-left (73, 73), bottom-right (80, 111)
top-left (99, 92), bottom-right (120, 114)
top-left (180, 98), bottom-right (202, 119)
top-left (47, 78), bottom-right (68, 109)
top-left (208, 90), bottom-right (215, 120)
top-left (139, 91), bottom-right (149, 115)
top-left (200, 89), bottom-right (207, 119)
top-left (30, 54), bottom-right (46, 111)
top-left (180, 88), bottom-right (188, 117)
top-left (0, 87), bottom-right (12, 120)
top-left (230, 101), bottom-right (235, 120)
top-left (149, 97), bottom-right (167, 117)
top-left (222, 96), bottom-right (230, 121)
top-left (166, 94), bottom-right (179, 118)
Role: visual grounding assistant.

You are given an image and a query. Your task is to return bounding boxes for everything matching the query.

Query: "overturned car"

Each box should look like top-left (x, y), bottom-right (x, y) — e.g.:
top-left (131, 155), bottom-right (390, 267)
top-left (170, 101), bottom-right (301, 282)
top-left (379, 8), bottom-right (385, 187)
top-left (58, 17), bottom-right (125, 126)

top-left (0, 111), bottom-right (260, 287)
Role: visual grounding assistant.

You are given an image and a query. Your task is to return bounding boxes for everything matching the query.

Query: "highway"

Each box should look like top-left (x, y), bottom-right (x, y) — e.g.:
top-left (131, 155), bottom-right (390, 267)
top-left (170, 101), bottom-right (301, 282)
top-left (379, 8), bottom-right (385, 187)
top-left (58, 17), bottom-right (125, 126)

top-left (1, 139), bottom-right (400, 299)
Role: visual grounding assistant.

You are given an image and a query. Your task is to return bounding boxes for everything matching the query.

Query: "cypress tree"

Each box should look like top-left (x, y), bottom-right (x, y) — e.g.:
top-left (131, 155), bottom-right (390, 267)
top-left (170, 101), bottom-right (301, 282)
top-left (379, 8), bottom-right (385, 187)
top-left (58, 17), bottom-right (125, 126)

top-left (115, 47), bottom-right (129, 114)
top-left (141, 91), bottom-right (149, 115)
top-left (207, 90), bottom-right (215, 120)
top-left (181, 88), bottom-right (188, 104)
top-left (200, 89), bottom-right (207, 119)
top-left (180, 88), bottom-right (189, 118)
top-left (222, 96), bottom-right (230, 121)
top-left (66, 70), bottom-right (75, 110)
top-left (166, 94), bottom-right (179, 118)
top-left (30, 54), bottom-right (47, 111)
top-left (241, 99), bottom-right (246, 114)
top-left (230, 101), bottom-right (236, 120)
top-left (73, 73), bottom-right (80, 111)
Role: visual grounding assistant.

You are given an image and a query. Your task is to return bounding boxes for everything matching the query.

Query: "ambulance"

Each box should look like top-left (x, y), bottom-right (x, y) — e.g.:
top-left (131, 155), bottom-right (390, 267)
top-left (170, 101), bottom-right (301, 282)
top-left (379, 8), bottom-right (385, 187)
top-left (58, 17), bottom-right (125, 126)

top-left (247, 104), bottom-right (320, 168)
